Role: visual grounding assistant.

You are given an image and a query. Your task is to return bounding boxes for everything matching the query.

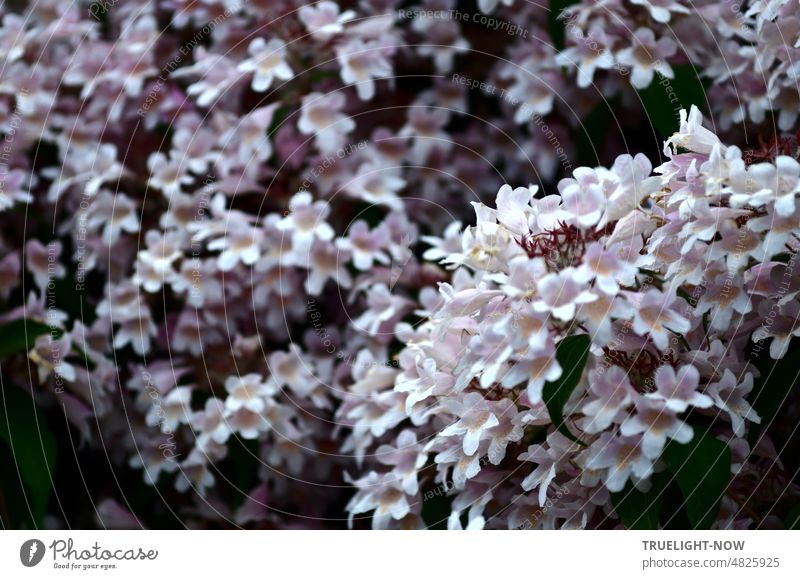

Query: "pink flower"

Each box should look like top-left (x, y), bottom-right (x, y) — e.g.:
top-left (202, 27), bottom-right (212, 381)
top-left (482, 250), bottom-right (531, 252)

top-left (585, 432), bottom-right (655, 492)
top-left (299, 1), bottom-right (356, 40)
top-left (336, 38), bottom-right (393, 100)
top-left (620, 397), bottom-right (693, 458)
top-left (533, 268), bottom-right (598, 321)
top-left (298, 92), bottom-right (355, 153)
top-left (581, 366), bottom-right (636, 433)
top-left (237, 37), bottom-right (294, 92)
top-left (336, 220), bottom-right (390, 271)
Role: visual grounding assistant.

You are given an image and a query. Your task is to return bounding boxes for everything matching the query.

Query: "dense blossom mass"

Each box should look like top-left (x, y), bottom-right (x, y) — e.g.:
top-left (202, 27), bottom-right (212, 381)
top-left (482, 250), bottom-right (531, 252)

top-left (0, 0), bottom-right (799, 529)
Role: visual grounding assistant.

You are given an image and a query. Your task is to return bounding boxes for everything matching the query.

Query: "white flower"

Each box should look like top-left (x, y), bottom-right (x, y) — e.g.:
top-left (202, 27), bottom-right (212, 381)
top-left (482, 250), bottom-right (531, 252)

top-left (630, 0), bottom-right (691, 23)
top-left (220, 104), bottom-right (279, 164)
top-left (147, 152), bottom-right (193, 199)
top-left (399, 106), bottom-right (452, 163)
top-left (336, 220), bottom-right (390, 271)
top-left (505, 72), bottom-right (558, 122)
top-left (694, 271), bottom-right (753, 331)
top-left (135, 230), bottom-right (183, 292)
top-left (376, 430), bottom-right (427, 494)
top-left (228, 406), bottom-right (269, 439)
top-left (484, 398), bottom-right (524, 465)
top-left (336, 38), bottom-right (393, 100)
top-left (558, 168), bottom-right (608, 227)
top-left (345, 162), bottom-right (406, 210)
top-left (620, 397), bottom-right (693, 458)
top-left (145, 386), bottom-right (193, 432)
top-left (353, 284), bottom-right (412, 334)
top-left (533, 268), bottom-right (598, 321)
top-left (629, 289), bottom-right (691, 350)
top-left (0, 168), bottom-right (33, 210)
top-left (129, 445), bottom-right (178, 485)
top-left (277, 191), bottom-right (335, 260)
top-left (172, 48), bottom-right (242, 107)
top-left (500, 340), bottom-right (563, 404)
top-left (31, 334), bottom-right (76, 383)
top-left (556, 24), bottom-right (615, 88)
top-left (305, 239), bottom-right (353, 295)
top-left (25, 239), bottom-right (66, 289)
top-left (495, 184), bottom-right (535, 236)
top-left (224, 373), bottom-right (273, 413)
top-left (665, 106), bottom-right (725, 156)
top-left (237, 37), bottom-right (294, 92)
top-left (298, 91), bottom-right (355, 153)
top-left (575, 243), bottom-right (637, 295)
top-left (616, 28), bottom-right (677, 89)
top-left (207, 222), bottom-right (262, 271)
top-left (747, 155), bottom-right (800, 217)
top-left (648, 364), bottom-right (713, 413)
top-left (585, 432), bottom-right (655, 492)
top-left (298, 1), bottom-right (356, 40)
top-left (411, 17), bottom-right (469, 74)
top-left (518, 432), bottom-right (578, 505)
top-left (86, 190), bottom-right (140, 244)
top-left (346, 471), bottom-right (411, 529)
top-left (174, 451), bottom-right (216, 495)
top-left (113, 308), bottom-right (157, 355)
top-left (268, 345), bottom-right (317, 398)
top-left (441, 392), bottom-right (500, 456)
top-left (192, 398), bottom-right (231, 445)
top-left (752, 299), bottom-right (800, 359)
top-left (581, 366), bottom-right (636, 433)
top-left (707, 370), bottom-right (760, 437)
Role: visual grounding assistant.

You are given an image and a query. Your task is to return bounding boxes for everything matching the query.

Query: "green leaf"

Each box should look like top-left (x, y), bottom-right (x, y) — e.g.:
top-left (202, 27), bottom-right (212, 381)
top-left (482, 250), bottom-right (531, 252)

top-left (542, 334), bottom-right (590, 444)
top-left (0, 318), bottom-right (53, 359)
top-left (0, 385), bottom-right (57, 527)
top-left (785, 505), bottom-right (800, 530)
top-left (662, 429), bottom-right (731, 529)
top-left (548, 1), bottom-right (579, 52)
top-left (611, 471), bottom-right (670, 529)
top-left (748, 339), bottom-right (800, 446)
top-left (574, 99), bottom-right (619, 168)
top-left (637, 64), bottom-right (709, 138)
top-left (421, 486), bottom-right (453, 530)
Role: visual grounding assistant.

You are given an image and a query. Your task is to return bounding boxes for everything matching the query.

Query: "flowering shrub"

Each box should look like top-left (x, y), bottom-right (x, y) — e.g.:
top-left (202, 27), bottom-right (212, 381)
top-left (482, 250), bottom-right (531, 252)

top-left (0, 0), bottom-right (799, 530)
top-left (347, 106), bottom-right (800, 529)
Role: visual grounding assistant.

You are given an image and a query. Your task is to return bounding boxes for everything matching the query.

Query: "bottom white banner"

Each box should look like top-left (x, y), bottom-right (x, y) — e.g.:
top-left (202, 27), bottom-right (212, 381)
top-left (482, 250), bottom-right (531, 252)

top-left (0, 531), bottom-right (798, 578)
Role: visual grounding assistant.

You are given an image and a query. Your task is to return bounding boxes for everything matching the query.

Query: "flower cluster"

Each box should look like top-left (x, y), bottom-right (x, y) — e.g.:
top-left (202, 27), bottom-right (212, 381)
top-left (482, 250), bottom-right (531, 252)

top-left (0, 0), bottom-right (798, 530)
top-left (346, 106), bottom-right (800, 529)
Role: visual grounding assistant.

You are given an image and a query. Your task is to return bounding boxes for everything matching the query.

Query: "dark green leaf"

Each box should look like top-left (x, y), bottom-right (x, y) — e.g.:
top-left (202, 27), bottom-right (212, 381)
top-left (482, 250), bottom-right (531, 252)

top-left (542, 334), bottom-right (590, 444)
top-left (662, 429), bottom-right (731, 529)
top-left (637, 64), bottom-right (709, 138)
top-left (785, 505), bottom-right (800, 530)
top-left (575, 100), bottom-right (617, 168)
top-left (221, 435), bottom-right (260, 509)
top-left (611, 471), bottom-right (670, 529)
top-left (0, 385), bottom-right (57, 527)
top-left (548, 1), bottom-right (579, 52)
top-left (748, 338), bottom-right (800, 446)
top-left (421, 486), bottom-right (452, 530)
top-left (0, 318), bottom-right (53, 359)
